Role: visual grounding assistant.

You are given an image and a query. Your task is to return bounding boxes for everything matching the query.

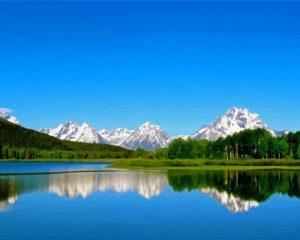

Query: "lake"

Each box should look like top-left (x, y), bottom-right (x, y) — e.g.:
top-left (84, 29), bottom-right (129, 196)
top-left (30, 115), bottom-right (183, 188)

top-left (0, 162), bottom-right (300, 240)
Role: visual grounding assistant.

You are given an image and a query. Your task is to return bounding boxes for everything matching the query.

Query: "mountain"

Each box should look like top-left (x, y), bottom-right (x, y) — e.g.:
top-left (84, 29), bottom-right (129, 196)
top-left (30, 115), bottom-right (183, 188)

top-left (0, 118), bottom-right (133, 159)
top-left (191, 107), bottom-right (285, 141)
top-left (38, 107), bottom-right (288, 150)
top-left (121, 122), bottom-right (172, 150)
top-left (41, 121), bottom-right (106, 144)
top-left (42, 121), bottom-right (171, 151)
top-left (0, 108), bottom-right (20, 125)
top-left (99, 128), bottom-right (134, 146)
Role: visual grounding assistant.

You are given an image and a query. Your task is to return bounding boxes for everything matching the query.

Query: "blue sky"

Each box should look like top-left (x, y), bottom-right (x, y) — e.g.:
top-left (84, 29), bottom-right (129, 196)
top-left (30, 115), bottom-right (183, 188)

top-left (0, 1), bottom-right (299, 135)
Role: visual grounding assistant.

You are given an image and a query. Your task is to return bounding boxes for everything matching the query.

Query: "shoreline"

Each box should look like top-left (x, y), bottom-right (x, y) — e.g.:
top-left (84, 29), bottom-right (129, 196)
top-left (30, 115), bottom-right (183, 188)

top-left (2, 159), bottom-right (300, 171)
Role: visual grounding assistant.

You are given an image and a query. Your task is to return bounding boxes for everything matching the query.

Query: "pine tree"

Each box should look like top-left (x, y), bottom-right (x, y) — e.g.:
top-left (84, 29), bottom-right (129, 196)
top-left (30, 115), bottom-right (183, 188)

top-left (297, 145), bottom-right (300, 159)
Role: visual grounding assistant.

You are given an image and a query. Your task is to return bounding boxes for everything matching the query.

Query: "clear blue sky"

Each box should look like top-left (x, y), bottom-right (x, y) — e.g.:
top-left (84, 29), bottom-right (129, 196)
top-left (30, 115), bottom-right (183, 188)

top-left (0, 1), bottom-right (299, 135)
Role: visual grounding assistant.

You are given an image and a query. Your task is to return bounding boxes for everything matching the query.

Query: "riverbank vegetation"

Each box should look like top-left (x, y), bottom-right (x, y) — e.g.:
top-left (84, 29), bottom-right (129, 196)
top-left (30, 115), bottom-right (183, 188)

top-left (153, 129), bottom-right (300, 160)
top-left (109, 159), bottom-right (300, 170)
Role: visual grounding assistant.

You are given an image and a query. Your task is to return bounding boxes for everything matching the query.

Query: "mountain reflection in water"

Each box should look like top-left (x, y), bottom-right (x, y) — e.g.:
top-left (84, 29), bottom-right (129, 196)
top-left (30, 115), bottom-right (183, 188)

top-left (1, 170), bottom-right (300, 213)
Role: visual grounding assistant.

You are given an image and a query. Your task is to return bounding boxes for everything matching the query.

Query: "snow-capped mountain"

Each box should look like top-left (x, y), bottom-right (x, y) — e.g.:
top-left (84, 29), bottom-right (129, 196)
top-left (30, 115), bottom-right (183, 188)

top-left (121, 122), bottom-right (172, 150)
top-left (0, 108), bottom-right (20, 125)
top-left (41, 121), bottom-right (106, 144)
top-left (99, 128), bottom-right (134, 146)
top-left (41, 121), bottom-right (171, 150)
top-left (39, 107), bottom-right (288, 150)
top-left (191, 107), bottom-right (283, 141)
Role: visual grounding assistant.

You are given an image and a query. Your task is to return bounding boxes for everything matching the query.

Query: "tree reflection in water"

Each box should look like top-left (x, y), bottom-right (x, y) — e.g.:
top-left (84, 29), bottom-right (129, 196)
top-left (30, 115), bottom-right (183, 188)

top-left (0, 169), bottom-right (300, 213)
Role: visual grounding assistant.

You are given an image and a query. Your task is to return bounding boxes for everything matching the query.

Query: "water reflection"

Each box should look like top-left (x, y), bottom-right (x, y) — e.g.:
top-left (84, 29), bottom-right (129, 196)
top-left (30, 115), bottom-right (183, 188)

top-left (1, 169), bottom-right (300, 213)
top-left (48, 171), bottom-right (167, 199)
top-left (201, 188), bottom-right (259, 212)
top-left (0, 171), bottom-right (167, 211)
top-left (168, 170), bottom-right (300, 212)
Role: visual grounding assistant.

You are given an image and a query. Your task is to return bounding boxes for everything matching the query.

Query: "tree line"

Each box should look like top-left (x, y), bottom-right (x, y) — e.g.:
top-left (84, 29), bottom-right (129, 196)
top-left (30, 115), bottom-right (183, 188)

top-left (0, 144), bottom-right (132, 160)
top-left (154, 129), bottom-right (300, 160)
top-left (0, 118), bottom-right (133, 160)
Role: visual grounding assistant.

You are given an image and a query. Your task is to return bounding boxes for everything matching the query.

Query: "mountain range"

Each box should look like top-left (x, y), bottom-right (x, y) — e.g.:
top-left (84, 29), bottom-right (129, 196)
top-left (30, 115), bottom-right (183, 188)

top-left (41, 121), bottom-right (172, 151)
top-left (1, 107), bottom-right (289, 151)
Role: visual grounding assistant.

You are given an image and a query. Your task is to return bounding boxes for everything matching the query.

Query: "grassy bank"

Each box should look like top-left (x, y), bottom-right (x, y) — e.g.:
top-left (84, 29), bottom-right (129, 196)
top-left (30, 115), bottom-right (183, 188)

top-left (2, 158), bottom-right (300, 171)
top-left (108, 159), bottom-right (300, 170)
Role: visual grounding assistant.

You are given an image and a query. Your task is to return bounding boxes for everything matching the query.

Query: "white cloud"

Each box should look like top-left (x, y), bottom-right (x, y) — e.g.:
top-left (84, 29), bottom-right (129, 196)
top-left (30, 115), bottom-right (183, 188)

top-left (0, 108), bottom-right (12, 118)
top-left (0, 108), bottom-right (20, 125)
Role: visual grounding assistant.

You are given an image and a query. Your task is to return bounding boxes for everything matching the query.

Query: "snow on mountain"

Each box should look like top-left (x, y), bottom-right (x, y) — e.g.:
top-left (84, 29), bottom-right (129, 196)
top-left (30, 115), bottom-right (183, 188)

top-left (275, 130), bottom-right (290, 136)
top-left (192, 107), bottom-right (282, 141)
top-left (41, 121), bottom-right (106, 144)
top-left (39, 107), bottom-right (289, 150)
top-left (40, 121), bottom-right (170, 150)
top-left (99, 128), bottom-right (134, 146)
top-left (0, 108), bottom-right (20, 125)
top-left (121, 122), bottom-right (172, 150)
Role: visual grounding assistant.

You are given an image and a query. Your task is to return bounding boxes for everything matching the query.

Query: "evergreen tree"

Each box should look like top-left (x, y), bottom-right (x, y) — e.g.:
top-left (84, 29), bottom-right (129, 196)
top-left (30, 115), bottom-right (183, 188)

top-left (268, 138), bottom-right (278, 158)
top-left (258, 137), bottom-right (268, 158)
top-left (297, 145), bottom-right (300, 159)
top-left (0, 142), bottom-right (2, 159)
top-left (134, 148), bottom-right (147, 158)
top-left (278, 139), bottom-right (289, 159)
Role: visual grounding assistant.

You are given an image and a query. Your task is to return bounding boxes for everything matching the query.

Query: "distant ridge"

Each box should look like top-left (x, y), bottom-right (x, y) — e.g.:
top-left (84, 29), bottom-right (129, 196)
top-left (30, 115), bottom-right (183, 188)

top-left (1, 106), bottom-right (289, 151)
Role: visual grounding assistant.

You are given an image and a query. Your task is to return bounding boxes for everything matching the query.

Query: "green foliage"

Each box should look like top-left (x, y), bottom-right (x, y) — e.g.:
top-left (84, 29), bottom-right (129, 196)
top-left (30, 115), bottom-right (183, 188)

top-left (155, 148), bottom-right (168, 159)
top-left (258, 137), bottom-right (268, 158)
top-left (111, 159), bottom-right (300, 170)
top-left (0, 118), bottom-right (133, 160)
top-left (191, 140), bottom-right (208, 159)
top-left (167, 170), bottom-right (300, 202)
top-left (297, 145), bottom-right (300, 159)
top-left (161, 128), bottom-right (300, 160)
top-left (134, 148), bottom-right (147, 158)
top-left (278, 138), bottom-right (289, 158)
top-left (167, 138), bottom-right (208, 159)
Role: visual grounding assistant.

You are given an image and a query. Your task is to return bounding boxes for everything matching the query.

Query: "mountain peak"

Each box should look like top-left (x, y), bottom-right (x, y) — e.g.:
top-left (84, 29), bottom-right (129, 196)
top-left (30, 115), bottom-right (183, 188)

top-left (81, 122), bottom-right (91, 128)
top-left (63, 121), bottom-right (78, 126)
top-left (192, 107), bottom-right (274, 141)
top-left (139, 121), bottom-right (155, 128)
top-left (226, 107), bottom-right (248, 114)
top-left (122, 122), bottom-right (171, 150)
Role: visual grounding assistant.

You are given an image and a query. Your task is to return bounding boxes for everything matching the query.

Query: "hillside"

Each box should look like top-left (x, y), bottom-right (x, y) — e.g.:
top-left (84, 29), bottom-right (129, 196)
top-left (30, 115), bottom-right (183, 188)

top-left (0, 118), bottom-right (133, 159)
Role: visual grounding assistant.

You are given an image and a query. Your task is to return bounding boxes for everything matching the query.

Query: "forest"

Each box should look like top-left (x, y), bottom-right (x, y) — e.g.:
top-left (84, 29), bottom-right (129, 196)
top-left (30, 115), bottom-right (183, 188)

top-left (0, 118), bottom-right (133, 160)
top-left (155, 129), bottom-right (300, 160)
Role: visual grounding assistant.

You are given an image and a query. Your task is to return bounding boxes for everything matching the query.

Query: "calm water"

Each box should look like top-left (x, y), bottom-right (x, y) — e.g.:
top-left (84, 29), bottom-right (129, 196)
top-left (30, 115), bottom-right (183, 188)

top-left (0, 163), bottom-right (300, 240)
